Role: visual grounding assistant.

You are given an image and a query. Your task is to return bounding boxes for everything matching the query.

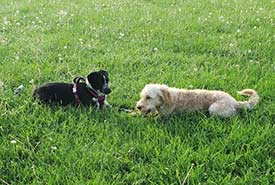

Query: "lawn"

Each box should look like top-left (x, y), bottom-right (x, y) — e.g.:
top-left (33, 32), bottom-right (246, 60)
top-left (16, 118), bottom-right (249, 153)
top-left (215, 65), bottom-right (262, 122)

top-left (1, 0), bottom-right (275, 184)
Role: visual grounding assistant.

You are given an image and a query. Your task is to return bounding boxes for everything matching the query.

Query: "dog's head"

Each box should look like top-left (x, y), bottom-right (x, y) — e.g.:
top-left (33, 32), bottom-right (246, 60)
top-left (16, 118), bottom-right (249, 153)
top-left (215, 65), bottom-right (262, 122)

top-left (87, 70), bottom-right (111, 95)
top-left (136, 84), bottom-right (171, 114)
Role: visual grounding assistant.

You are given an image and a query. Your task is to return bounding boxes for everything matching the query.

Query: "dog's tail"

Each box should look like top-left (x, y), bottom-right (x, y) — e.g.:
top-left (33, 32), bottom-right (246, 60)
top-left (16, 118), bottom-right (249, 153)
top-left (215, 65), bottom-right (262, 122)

top-left (235, 89), bottom-right (259, 110)
top-left (32, 87), bottom-right (40, 100)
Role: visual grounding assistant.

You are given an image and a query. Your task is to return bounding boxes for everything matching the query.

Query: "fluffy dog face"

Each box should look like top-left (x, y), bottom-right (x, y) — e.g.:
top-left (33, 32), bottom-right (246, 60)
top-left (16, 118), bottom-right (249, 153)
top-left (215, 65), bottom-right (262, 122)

top-left (136, 84), bottom-right (170, 114)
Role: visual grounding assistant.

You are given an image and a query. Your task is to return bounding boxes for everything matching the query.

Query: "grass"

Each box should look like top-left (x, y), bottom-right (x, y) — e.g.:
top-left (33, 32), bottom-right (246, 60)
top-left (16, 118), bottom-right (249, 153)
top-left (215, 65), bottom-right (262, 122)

top-left (1, 0), bottom-right (275, 184)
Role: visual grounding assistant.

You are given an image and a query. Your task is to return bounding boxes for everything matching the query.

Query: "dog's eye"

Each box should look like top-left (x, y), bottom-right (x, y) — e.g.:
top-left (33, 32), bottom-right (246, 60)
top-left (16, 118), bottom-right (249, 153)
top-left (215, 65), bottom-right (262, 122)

top-left (146, 96), bottom-right (151, 100)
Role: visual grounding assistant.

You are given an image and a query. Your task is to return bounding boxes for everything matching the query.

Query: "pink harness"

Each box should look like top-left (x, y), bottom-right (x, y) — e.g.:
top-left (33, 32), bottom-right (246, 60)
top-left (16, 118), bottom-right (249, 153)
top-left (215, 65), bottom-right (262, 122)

top-left (72, 84), bottom-right (81, 105)
top-left (72, 83), bottom-right (105, 107)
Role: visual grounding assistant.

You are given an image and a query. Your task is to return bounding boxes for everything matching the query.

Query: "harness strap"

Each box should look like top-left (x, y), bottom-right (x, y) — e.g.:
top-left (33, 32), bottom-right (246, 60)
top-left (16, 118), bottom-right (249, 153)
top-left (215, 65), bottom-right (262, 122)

top-left (73, 76), bottom-right (85, 84)
top-left (72, 84), bottom-right (81, 105)
top-left (73, 83), bottom-right (105, 107)
top-left (87, 89), bottom-right (105, 107)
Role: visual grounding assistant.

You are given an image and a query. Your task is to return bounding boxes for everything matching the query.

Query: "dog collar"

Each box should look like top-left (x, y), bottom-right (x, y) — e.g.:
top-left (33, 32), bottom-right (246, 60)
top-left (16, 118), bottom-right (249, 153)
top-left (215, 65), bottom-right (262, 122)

top-left (87, 88), bottom-right (105, 107)
top-left (85, 78), bottom-right (96, 91)
top-left (85, 78), bottom-right (106, 106)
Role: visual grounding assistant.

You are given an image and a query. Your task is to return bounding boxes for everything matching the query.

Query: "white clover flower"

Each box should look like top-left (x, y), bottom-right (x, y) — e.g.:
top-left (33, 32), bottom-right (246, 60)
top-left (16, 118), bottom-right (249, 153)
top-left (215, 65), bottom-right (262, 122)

top-left (58, 10), bottom-right (68, 16)
top-left (51, 146), bottom-right (57, 150)
top-left (3, 17), bottom-right (9, 25)
top-left (11, 140), bottom-right (17, 144)
top-left (64, 45), bottom-right (67, 49)
top-left (119, 32), bottom-right (124, 37)
top-left (57, 54), bottom-right (62, 60)
top-left (219, 16), bottom-right (224, 21)
top-left (79, 38), bottom-right (83, 45)
top-left (1, 38), bottom-right (8, 45)
top-left (0, 81), bottom-right (4, 88)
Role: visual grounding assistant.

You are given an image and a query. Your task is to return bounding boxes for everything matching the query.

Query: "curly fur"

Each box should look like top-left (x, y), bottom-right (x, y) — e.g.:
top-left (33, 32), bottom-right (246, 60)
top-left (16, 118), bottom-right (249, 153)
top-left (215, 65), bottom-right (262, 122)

top-left (136, 84), bottom-right (259, 117)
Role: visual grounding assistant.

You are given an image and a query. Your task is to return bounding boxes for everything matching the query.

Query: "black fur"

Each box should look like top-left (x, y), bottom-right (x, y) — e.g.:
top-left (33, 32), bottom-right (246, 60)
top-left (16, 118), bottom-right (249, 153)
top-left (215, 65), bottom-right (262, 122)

top-left (33, 70), bottom-right (111, 106)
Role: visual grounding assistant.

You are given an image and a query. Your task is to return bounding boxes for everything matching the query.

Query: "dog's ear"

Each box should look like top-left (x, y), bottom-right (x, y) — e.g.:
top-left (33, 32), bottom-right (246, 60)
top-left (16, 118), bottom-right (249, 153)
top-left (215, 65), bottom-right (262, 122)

top-left (87, 72), bottom-right (98, 82)
top-left (159, 88), bottom-right (171, 104)
top-left (99, 70), bottom-right (108, 77)
top-left (87, 71), bottom-right (97, 78)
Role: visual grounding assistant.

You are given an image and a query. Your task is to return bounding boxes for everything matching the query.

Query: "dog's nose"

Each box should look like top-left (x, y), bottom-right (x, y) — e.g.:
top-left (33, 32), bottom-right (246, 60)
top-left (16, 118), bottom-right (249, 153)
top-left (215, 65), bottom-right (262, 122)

top-left (103, 88), bottom-right (111, 94)
top-left (137, 105), bottom-right (142, 110)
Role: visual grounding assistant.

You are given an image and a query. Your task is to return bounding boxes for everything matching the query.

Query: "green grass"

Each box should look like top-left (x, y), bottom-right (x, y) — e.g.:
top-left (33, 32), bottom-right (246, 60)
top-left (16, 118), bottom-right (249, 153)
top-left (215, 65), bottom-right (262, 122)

top-left (1, 0), bottom-right (275, 184)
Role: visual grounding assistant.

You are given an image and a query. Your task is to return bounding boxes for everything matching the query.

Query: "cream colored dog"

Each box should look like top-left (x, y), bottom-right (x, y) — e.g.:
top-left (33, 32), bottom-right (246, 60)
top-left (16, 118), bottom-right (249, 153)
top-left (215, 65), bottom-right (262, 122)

top-left (136, 84), bottom-right (259, 117)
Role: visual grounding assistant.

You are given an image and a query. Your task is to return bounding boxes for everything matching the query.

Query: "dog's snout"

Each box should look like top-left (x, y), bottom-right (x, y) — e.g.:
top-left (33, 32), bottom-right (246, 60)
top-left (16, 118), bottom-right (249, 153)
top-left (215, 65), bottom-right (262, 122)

top-left (103, 88), bottom-right (111, 94)
top-left (102, 83), bottom-right (111, 94)
top-left (137, 105), bottom-right (142, 110)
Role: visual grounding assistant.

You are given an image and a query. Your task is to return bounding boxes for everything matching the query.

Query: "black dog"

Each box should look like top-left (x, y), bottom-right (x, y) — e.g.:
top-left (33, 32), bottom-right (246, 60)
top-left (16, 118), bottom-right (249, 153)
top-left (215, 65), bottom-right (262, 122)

top-left (33, 70), bottom-right (111, 109)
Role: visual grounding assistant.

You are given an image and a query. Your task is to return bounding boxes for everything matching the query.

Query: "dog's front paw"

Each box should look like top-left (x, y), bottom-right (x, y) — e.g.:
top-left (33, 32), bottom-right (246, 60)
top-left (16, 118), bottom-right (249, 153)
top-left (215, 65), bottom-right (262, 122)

top-left (103, 101), bottom-right (111, 109)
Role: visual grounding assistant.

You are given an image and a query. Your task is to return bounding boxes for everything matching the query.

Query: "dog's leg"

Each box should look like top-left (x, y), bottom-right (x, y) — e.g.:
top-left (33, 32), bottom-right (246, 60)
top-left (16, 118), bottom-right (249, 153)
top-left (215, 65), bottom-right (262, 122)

top-left (103, 96), bottom-right (111, 108)
top-left (208, 101), bottom-right (236, 118)
top-left (92, 97), bottom-right (100, 111)
top-left (96, 102), bottom-right (100, 111)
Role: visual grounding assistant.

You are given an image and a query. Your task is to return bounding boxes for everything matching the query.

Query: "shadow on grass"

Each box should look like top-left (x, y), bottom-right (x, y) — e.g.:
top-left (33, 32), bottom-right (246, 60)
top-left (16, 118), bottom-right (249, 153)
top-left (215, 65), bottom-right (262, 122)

top-left (139, 109), bottom-right (263, 145)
